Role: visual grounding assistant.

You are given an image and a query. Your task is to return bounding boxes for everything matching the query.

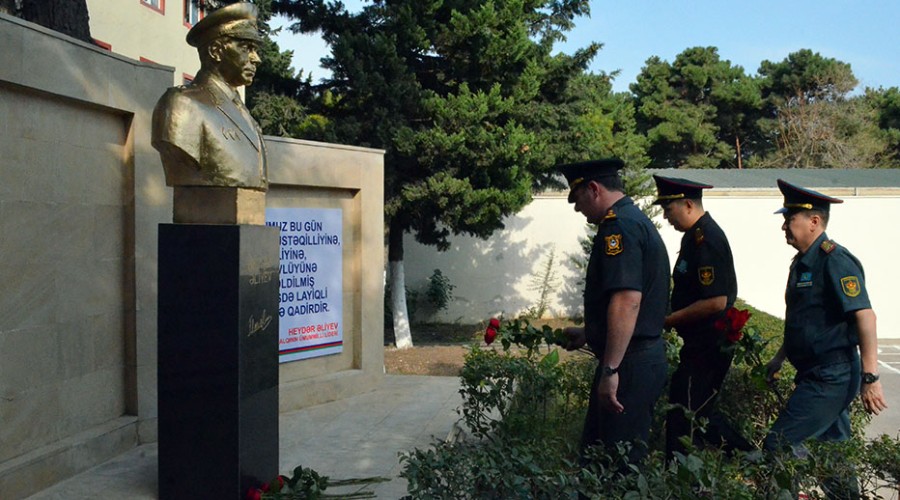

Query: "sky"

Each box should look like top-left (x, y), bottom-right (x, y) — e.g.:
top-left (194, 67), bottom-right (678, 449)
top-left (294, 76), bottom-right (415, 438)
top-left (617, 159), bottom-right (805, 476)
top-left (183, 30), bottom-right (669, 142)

top-left (272, 0), bottom-right (900, 94)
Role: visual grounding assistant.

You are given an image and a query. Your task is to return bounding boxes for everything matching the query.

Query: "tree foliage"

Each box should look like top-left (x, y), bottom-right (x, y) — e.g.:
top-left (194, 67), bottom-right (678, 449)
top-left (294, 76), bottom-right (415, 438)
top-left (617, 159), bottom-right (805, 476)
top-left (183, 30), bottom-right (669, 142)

top-left (272, 0), bottom-right (610, 253)
top-left (863, 86), bottom-right (900, 164)
top-left (758, 48), bottom-right (857, 106)
top-left (752, 50), bottom-right (892, 168)
top-left (627, 46), bottom-right (900, 169)
top-left (14, 0), bottom-right (92, 44)
top-left (631, 47), bottom-right (762, 169)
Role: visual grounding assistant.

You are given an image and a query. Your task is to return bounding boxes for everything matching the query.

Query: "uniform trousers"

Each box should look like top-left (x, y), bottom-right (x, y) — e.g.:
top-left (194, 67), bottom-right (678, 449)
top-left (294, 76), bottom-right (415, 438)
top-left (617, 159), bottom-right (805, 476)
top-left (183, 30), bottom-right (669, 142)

top-left (666, 338), bottom-right (752, 457)
top-left (581, 337), bottom-right (667, 465)
top-left (765, 353), bottom-right (861, 499)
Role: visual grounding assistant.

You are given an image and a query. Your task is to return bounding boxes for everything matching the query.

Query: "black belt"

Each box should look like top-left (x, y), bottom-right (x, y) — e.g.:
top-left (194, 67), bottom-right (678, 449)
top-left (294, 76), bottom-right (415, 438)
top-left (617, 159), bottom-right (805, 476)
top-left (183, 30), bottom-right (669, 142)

top-left (626, 336), bottom-right (661, 354)
top-left (584, 336), bottom-right (660, 358)
top-left (792, 348), bottom-right (855, 374)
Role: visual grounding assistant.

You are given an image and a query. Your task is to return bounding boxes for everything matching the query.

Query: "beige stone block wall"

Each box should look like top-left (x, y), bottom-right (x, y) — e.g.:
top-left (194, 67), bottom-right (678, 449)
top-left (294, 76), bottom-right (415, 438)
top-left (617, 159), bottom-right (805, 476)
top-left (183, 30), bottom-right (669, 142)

top-left (0, 13), bottom-right (171, 497)
top-left (265, 137), bottom-right (386, 411)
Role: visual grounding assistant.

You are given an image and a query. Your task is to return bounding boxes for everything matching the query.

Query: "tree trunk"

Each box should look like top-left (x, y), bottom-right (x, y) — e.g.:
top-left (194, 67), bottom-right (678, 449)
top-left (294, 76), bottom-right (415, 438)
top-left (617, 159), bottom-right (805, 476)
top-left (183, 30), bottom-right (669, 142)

top-left (388, 220), bottom-right (413, 349)
top-left (21, 0), bottom-right (92, 44)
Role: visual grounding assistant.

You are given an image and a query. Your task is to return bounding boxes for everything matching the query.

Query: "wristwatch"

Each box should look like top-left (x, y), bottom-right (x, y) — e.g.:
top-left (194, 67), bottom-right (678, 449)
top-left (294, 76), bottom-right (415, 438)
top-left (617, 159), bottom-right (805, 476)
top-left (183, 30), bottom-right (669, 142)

top-left (862, 372), bottom-right (880, 384)
top-left (601, 365), bottom-right (619, 377)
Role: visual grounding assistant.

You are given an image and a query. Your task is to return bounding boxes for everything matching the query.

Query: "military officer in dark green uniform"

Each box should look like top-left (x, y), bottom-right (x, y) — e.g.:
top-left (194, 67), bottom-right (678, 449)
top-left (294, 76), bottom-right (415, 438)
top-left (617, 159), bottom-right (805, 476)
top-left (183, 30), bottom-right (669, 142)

top-left (765, 180), bottom-right (887, 496)
top-left (557, 159), bottom-right (670, 464)
top-left (653, 175), bottom-right (751, 458)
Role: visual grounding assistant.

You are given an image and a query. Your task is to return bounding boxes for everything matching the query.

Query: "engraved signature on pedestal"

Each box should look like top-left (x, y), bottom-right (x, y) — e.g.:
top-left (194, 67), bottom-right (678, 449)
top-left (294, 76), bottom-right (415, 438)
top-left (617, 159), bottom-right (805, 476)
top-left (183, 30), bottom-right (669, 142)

top-left (246, 256), bottom-right (277, 286)
top-left (248, 310), bottom-right (273, 337)
top-left (248, 269), bottom-right (274, 286)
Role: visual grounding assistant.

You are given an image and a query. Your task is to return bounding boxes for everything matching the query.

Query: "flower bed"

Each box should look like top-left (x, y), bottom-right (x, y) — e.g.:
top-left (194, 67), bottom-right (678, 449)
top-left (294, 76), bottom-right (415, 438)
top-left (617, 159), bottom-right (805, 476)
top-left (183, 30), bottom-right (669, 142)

top-left (399, 304), bottom-right (900, 498)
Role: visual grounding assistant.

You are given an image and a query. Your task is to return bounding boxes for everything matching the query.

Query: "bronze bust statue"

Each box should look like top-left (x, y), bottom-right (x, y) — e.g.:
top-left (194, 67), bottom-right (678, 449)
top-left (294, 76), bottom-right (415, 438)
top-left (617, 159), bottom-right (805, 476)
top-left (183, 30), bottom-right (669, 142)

top-left (152, 2), bottom-right (268, 224)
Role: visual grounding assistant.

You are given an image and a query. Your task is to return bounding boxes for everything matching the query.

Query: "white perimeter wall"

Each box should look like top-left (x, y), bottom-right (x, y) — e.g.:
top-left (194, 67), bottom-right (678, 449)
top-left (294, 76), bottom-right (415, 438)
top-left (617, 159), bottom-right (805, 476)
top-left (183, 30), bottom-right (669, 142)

top-left (403, 192), bottom-right (900, 339)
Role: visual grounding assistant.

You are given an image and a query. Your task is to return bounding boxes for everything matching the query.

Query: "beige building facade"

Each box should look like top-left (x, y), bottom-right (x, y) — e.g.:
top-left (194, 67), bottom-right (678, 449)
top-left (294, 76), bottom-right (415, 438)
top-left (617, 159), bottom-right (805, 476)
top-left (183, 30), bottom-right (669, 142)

top-left (0, 13), bottom-right (385, 498)
top-left (86, 0), bottom-right (204, 85)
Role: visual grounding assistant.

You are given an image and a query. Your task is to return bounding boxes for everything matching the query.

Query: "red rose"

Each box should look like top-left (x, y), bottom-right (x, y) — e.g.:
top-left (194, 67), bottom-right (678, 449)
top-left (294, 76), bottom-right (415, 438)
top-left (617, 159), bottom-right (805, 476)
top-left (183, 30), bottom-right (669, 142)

top-left (275, 475), bottom-right (287, 492)
top-left (717, 307), bottom-right (751, 344)
top-left (728, 308), bottom-right (751, 332)
top-left (484, 327), bottom-right (497, 345)
top-left (489, 317), bottom-right (500, 329)
top-left (261, 482), bottom-right (270, 493)
top-left (246, 488), bottom-right (262, 500)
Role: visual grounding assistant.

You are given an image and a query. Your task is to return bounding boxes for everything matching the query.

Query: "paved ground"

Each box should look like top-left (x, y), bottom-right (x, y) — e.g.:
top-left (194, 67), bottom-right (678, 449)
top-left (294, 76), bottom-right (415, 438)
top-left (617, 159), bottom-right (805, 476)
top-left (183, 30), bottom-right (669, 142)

top-left (25, 345), bottom-right (900, 500)
top-left (869, 343), bottom-right (900, 439)
top-left (26, 375), bottom-right (463, 500)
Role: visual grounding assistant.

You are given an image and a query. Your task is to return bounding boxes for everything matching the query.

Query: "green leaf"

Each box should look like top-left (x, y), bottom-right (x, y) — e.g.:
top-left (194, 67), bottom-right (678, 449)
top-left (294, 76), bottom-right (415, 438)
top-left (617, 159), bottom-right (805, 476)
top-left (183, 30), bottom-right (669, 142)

top-left (539, 349), bottom-right (559, 368)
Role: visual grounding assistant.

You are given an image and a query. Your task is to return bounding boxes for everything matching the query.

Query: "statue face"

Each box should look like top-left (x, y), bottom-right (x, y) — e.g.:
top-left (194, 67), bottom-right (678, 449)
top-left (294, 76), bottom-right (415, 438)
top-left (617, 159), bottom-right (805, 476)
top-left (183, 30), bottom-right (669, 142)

top-left (214, 37), bottom-right (261, 87)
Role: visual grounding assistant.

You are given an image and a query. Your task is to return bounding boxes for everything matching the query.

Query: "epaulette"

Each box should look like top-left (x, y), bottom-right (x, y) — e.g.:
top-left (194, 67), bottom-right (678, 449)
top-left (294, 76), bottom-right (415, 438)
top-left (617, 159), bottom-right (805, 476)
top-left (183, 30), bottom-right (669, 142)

top-left (820, 240), bottom-right (837, 254)
top-left (694, 227), bottom-right (704, 246)
top-left (601, 209), bottom-right (617, 222)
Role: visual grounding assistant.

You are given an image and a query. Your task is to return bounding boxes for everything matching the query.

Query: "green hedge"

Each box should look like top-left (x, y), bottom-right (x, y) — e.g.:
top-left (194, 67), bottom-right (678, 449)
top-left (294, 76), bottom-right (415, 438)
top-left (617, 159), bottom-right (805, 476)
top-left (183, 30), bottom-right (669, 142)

top-left (400, 306), bottom-right (900, 499)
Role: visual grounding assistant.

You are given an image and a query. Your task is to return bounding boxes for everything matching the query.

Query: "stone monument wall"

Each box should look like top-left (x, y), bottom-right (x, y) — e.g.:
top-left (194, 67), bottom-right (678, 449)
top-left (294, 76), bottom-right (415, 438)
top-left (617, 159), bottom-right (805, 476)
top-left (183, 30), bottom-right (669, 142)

top-left (266, 137), bottom-right (385, 411)
top-left (0, 13), bottom-right (385, 497)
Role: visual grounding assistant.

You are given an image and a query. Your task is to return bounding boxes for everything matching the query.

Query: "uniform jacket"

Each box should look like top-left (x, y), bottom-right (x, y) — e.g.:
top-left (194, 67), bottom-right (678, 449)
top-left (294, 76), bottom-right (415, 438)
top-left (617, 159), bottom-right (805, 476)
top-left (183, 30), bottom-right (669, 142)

top-left (152, 73), bottom-right (267, 190)
top-left (784, 232), bottom-right (871, 367)
top-left (584, 196), bottom-right (670, 352)
top-left (671, 212), bottom-right (737, 340)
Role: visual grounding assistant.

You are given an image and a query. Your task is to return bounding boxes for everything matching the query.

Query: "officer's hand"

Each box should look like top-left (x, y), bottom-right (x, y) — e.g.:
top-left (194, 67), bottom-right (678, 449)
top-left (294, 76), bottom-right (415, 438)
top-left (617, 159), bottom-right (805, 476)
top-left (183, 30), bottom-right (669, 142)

top-left (765, 357), bottom-right (784, 383)
top-left (562, 327), bottom-right (586, 351)
top-left (597, 373), bottom-right (624, 414)
top-left (860, 380), bottom-right (888, 415)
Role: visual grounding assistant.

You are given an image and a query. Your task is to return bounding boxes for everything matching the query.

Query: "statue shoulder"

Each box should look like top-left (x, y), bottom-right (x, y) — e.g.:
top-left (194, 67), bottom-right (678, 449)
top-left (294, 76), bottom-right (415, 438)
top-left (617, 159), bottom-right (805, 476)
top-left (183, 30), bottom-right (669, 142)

top-left (156, 84), bottom-right (216, 111)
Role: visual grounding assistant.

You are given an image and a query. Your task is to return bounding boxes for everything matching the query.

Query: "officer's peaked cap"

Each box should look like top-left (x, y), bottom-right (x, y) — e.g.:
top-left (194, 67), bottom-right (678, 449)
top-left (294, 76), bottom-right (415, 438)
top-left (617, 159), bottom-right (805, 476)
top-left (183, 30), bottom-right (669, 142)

top-left (775, 179), bottom-right (843, 214)
top-left (652, 175), bottom-right (712, 205)
top-left (186, 2), bottom-right (263, 48)
top-left (556, 158), bottom-right (625, 203)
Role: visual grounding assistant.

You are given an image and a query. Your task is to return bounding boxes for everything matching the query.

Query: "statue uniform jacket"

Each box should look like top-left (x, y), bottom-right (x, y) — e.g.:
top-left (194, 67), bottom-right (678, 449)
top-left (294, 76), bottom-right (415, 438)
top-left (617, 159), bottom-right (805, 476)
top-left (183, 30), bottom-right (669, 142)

top-left (583, 196), bottom-right (670, 352)
top-left (670, 212), bottom-right (737, 343)
top-left (784, 232), bottom-right (870, 371)
top-left (151, 74), bottom-right (267, 190)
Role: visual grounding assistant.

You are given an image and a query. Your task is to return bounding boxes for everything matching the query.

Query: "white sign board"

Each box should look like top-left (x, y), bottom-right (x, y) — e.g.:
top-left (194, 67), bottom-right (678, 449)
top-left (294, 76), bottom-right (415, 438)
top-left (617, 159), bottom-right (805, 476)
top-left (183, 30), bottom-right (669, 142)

top-left (266, 208), bottom-right (343, 362)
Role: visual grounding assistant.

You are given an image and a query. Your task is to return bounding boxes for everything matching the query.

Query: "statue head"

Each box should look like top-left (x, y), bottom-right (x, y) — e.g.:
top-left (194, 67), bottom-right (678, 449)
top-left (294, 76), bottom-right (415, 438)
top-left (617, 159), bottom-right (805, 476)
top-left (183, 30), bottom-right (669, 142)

top-left (187, 3), bottom-right (263, 87)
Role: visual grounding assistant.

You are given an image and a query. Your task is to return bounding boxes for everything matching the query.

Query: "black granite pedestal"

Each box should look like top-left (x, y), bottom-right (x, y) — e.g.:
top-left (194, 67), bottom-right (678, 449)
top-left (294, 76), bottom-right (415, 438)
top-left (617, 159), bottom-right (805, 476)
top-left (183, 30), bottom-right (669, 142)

top-left (158, 224), bottom-right (279, 499)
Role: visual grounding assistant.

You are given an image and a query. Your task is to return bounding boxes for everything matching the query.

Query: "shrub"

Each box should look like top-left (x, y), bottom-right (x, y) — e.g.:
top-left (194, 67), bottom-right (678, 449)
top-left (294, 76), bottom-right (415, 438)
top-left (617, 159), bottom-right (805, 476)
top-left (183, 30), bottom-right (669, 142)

top-left (400, 307), bottom-right (900, 499)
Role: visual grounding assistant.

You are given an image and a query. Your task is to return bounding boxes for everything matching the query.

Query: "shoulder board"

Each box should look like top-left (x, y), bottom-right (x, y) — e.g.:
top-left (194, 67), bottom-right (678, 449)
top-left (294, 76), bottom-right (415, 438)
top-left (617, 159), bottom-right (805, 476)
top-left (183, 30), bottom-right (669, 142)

top-left (820, 240), bottom-right (837, 254)
top-left (694, 227), bottom-right (705, 246)
top-left (601, 209), bottom-right (617, 222)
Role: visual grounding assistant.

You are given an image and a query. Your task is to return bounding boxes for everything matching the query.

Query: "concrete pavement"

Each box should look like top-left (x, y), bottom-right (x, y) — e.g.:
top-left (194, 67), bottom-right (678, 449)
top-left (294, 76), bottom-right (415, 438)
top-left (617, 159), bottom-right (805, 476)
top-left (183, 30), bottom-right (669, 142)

top-left (867, 343), bottom-right (900, 440)
top-left (26, 375), bottom-right (463, 500)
